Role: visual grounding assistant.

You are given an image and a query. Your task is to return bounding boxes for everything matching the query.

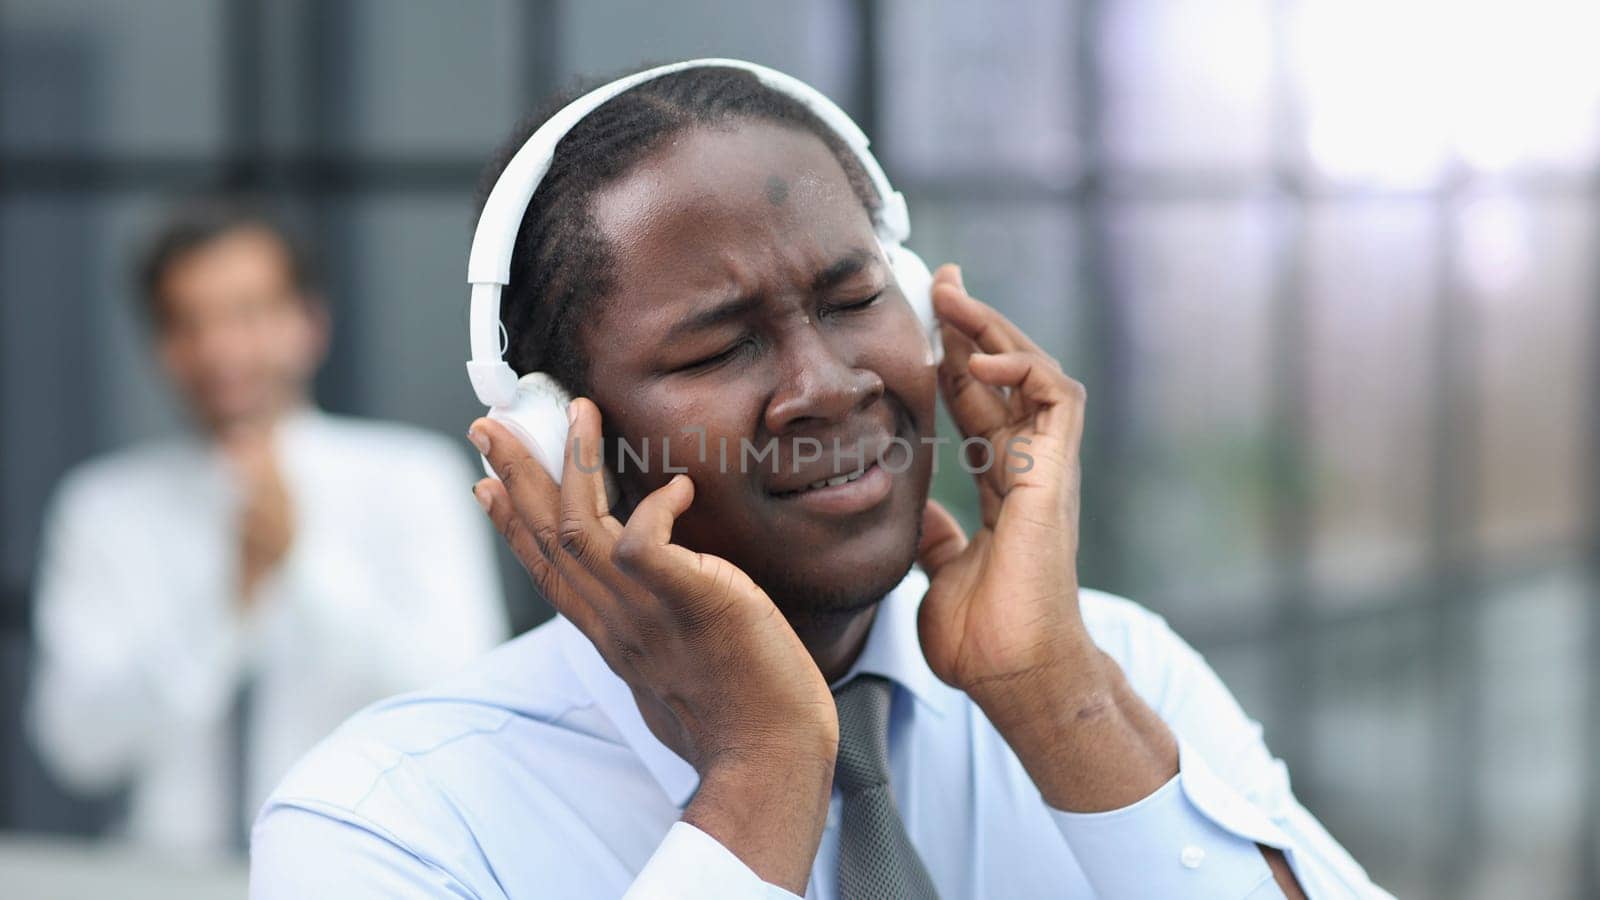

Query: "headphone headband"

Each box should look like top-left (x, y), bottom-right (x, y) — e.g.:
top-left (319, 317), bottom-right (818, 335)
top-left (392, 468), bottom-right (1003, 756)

top-left (466, 58), bottom-right (911, 408)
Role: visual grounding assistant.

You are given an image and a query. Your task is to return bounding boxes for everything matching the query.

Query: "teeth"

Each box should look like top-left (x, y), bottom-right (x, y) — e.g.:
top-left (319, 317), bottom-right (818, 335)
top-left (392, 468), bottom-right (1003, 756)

top-left (804, 468), bottom-right (865, 492)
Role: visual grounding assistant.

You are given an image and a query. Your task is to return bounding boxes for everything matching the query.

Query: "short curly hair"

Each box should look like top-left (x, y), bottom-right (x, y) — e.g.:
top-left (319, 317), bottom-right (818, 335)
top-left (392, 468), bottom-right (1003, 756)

top-left (136, 195), bottom-right (320, 324)
top-left (473, 64), bottom-right (882, 398)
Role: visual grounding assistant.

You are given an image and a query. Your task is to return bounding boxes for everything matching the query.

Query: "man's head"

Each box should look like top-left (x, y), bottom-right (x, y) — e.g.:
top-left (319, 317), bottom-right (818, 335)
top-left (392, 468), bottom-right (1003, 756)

top-left (478, 66), bottom-right (938, 622)
top-left (137, 198), bottom-right (328, 434)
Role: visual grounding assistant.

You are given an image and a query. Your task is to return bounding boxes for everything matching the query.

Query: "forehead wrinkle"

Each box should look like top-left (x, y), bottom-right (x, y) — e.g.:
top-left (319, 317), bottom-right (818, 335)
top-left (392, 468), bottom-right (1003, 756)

top-left (583, 123), bottom-right (878, 355)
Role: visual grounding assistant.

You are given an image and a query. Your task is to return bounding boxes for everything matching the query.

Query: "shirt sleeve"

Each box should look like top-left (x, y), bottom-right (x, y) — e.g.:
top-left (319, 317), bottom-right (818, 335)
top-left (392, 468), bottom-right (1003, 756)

top-left (253, 804), bottom-right (798, 900)
top-left (624, 822), bottom-right (803, 900)
top-left (251, 803), bottom-right (492, 899)
top-left (1045, 596), bottom-right (1396, 900)
top-left (1048, 739), bottom-right (1282, 898)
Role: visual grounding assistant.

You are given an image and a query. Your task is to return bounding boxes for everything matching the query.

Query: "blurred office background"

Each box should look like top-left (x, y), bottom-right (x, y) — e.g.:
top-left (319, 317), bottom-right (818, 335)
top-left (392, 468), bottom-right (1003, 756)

top-left (1, 0), bottom-right (1596, 896)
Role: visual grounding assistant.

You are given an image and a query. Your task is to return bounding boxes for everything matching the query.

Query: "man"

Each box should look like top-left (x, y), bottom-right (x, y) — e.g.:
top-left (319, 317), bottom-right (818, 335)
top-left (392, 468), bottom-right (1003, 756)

top-left (252, 66), bottom-right (1388, 897)
top-left (27, 198), bottom-right (509, 858)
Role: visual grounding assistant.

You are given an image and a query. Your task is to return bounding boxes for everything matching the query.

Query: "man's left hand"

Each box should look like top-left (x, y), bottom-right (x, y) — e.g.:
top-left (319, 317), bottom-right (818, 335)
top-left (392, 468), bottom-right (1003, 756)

top-left (914, 263), bottom-right (1177, 813)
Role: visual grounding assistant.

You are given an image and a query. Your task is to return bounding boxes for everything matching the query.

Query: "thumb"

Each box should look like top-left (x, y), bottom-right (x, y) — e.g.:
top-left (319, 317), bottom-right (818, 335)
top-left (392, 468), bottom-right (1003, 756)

top-left (916, 499), bottom-right (968, 578)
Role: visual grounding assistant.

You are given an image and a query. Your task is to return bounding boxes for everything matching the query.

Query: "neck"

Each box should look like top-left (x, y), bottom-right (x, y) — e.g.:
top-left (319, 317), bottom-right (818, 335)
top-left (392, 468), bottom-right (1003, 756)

top-left (203, 394), bottom-right (308, 441)
top-left (789, 602), bottom-right (880, 685)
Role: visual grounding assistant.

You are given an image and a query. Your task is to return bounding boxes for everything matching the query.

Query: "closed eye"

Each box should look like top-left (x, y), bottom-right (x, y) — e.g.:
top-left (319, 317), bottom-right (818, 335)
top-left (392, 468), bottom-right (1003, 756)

top-left (676, 339), bottom-right (751, 374)
top-left (822, 292), bottom-right (883, 317)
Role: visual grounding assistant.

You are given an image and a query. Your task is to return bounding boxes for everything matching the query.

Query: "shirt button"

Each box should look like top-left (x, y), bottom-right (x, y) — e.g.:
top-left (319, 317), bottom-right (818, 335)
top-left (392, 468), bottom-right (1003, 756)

top-left (1180, 845), bottom-right (1206, 869)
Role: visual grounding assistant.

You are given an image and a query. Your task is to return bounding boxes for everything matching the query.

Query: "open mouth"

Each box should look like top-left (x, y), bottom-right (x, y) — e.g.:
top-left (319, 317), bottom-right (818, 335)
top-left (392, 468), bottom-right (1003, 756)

top-left (772, 463), bottom-right (874, 498)
top-left (768, 461), bottom-right (894, 516)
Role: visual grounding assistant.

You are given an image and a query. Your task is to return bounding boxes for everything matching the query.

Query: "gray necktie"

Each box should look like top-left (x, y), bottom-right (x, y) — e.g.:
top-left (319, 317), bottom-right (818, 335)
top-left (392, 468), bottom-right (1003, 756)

top-left (833, 675), bottom-right (939, 900)
top-left (226, 675), bottom-right (254, 855)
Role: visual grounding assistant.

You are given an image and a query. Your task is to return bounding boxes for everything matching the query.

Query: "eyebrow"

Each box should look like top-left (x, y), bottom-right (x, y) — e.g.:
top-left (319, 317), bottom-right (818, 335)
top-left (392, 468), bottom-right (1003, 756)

top-left (811, 248), bottom-right (877, 293)
top-left (663, 248), bottom-right (882, 342)
top-left (663, 293), bottom-right (764, 342)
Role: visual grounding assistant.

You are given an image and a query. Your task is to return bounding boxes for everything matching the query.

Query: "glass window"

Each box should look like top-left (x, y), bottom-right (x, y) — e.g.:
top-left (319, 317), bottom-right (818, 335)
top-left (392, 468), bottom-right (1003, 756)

top-left (0, 0), bottom-right (225, 154)
top-left (1305, 609), bottom-right (1438, 896)
top-left (558, 0), bottom-right (859, 109)
top-left (344, 193), bottom-right (484, 437)
top-left (1109, 198), bottom-right (1279, 622)
top-left (1291, 0), bottom-right (1600, 183)
top-left (1471, 568), bottom-right (1588, 892)
top-left (1304, 200), bottom-right (1435, 601)
top-left (1099, 0), bottom-right (1275, 172)
top-left (333, 0), bottom-right (524, 157)
top-left (878, 0), bottom-right (1080, 180)
top-left (1464, 192), bottom-right (1591, 559)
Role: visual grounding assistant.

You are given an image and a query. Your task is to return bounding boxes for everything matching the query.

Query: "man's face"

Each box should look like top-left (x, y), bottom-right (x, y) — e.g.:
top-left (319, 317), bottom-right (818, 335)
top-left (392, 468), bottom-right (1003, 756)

top-left (154, 228), bottom-right (326, 433)
top-left (581, 121), bottom-right (938, 618)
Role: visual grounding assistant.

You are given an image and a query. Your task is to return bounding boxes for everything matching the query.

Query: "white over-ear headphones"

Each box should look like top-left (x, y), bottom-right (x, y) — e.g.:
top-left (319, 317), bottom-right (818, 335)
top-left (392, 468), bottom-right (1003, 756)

top-left (466, 57), bottom-right (941, 485)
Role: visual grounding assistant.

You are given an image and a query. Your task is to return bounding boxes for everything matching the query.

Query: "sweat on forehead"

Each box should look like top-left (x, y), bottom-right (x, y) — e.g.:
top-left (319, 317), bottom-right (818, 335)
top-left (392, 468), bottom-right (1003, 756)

top-left (589, 122), bottom-right (865, 257)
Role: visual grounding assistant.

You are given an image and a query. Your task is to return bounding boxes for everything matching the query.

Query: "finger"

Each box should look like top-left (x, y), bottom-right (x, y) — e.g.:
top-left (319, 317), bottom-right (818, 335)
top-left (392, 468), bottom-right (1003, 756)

top-left (932, 267), bottom-right (1053, 361)
top-left (931, 271), bottom-right (1050, 359)
top-left (916, 499), bottom-right (969, 577)
top-left (966, 351), bottom-right (1085, 434)
top-left (472, 417), bottom-right (563, 556)
top-left (560, 398), bottom-right (624, 573)
top-left (610, 474), bottom-right (712, 606)
top-left (474, 477), bottom-right (615, 645)
top-left (938, 321), bottom-right (1011, 439)
top-left (977, 476), bottom-right (1004, 528)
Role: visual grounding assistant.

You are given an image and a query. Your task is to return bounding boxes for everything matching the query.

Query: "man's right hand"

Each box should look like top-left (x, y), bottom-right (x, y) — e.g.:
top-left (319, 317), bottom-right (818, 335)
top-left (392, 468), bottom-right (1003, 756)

top-left (224, 425), bottom-right (295, 608)
top-left (469, 399), bottom-right (836, 893)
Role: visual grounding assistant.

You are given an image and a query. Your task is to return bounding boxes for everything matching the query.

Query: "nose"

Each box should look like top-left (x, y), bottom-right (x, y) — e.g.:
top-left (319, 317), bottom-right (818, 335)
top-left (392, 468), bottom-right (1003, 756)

top-left (763, 332), bottom-right (885, 435)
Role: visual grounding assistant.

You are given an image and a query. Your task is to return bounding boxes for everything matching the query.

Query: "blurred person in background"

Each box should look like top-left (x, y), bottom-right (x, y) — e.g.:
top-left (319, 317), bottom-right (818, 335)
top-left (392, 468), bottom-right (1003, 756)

top-left (24, 197), bottom-right (510, 860)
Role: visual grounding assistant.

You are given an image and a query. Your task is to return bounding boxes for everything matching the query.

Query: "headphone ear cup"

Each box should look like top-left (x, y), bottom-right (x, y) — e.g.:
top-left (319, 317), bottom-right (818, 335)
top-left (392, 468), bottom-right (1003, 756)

top-left (883, 241), bottom-right (943, 365)
top-left (483, 372), bottom-right (620, 509)
top-left (484, 371), bottom-right (571, 483)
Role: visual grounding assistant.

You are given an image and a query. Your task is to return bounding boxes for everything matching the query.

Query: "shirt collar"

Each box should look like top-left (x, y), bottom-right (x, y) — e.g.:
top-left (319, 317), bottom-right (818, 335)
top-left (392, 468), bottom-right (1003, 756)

top-left (557, 564), bottom-right (957, 809)
top-left (827, 565), bottom-right (955, 717)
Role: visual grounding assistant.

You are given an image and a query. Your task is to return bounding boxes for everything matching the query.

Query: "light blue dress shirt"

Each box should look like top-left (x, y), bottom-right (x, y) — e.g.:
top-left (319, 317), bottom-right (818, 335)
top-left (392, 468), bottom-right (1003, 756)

top-left (251, 567), bottom-right (1391, 898)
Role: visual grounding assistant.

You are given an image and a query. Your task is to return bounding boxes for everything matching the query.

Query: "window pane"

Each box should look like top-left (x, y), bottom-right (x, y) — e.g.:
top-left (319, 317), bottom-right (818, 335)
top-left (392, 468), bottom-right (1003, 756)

top-left (1304, 609), bottom-right (1438, 898)
top-left (0, 0), bottom-right (225, 154)
top-left (1099, 0), bottom-right (1275, 172)
top-left (1304, 199), bottom-right (1434, 602)
top-left (1291, 0), bottom-right (1600, 183)
top-left (332, 0), bottom-right (523, 157)
top-left (343, 194), bottom-right (484, 437)
top-left (1463, 192), bottom-right (1591, 559)
top-left (1470, 567), bottom-right (1588, 894)
top-left (558, 0), bottom-right (859, 111)
top-left (879, 0), bottom-right (1079, 180)
top-left (1109, 199), bottom-right (1279, 622)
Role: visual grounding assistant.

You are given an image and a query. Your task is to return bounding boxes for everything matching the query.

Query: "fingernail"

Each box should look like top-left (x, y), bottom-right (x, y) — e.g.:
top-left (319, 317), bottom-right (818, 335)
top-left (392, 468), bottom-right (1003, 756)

top-left (472, 484), bottom-right (491, 513)
top-left (953, 265), bottom-right (966, 291)
top-left (467, 425), bottom-right (489, 455)
top-left (566, 400), bottom-right (577, 425)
